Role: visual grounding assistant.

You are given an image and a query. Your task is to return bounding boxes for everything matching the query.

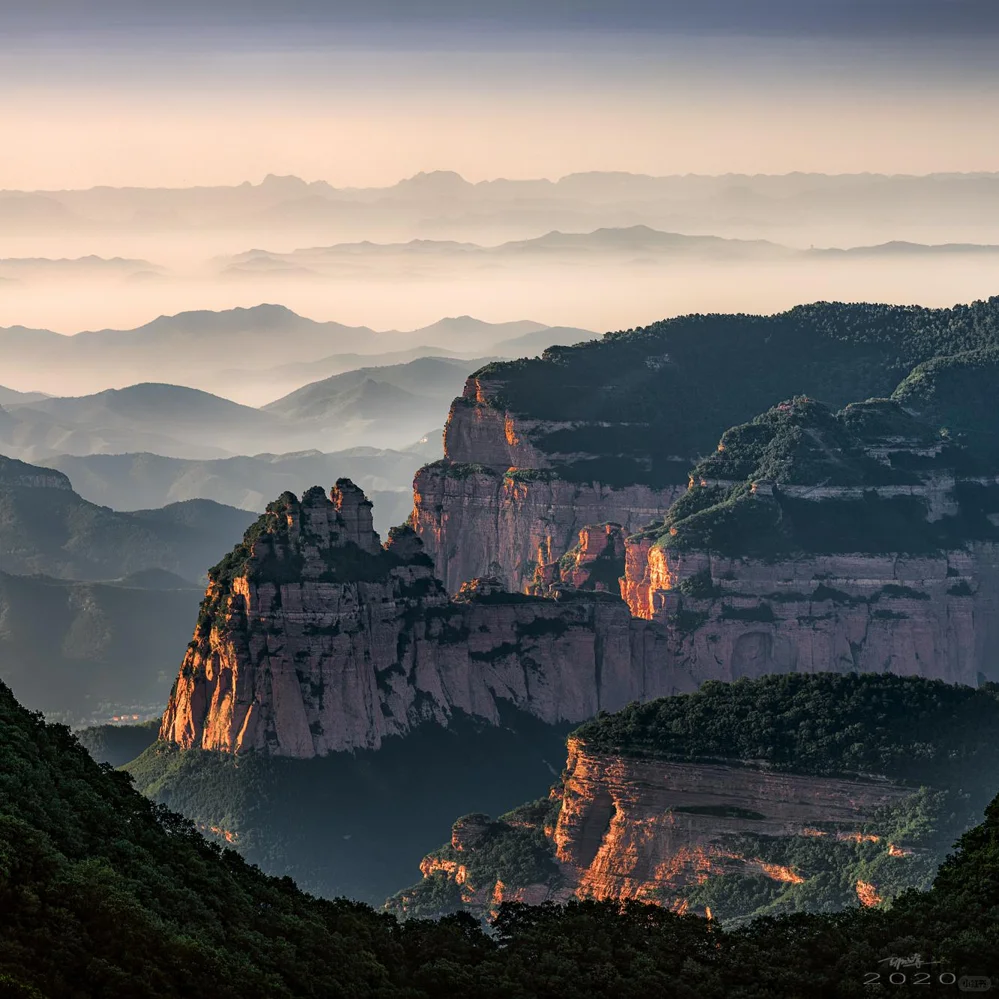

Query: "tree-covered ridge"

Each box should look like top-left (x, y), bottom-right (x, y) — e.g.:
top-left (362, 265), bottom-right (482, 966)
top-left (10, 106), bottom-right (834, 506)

top-left (471, 298), bottom-right (999, 482)
top-left (634, 396), bottom-right (995, 556)
top-left (572, 673), bottom-right (999, 786)
top-left (0, 453), bottom-right (253, 582)
top-left (0, 677), bottom-right (414, 999)
top-left (1, 676), bottom-right (998, 996)
top-left (692, 396), bottom-right (944, 487)
top-left (893, 347), bottom-right (999, 447)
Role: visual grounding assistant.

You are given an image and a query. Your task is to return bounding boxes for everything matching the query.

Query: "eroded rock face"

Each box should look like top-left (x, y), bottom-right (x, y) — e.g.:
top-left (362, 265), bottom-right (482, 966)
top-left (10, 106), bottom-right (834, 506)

top-left (160, 481), bottom-right (697, 758)
top-left (412, 376), bottom-right (686, 594)
top-left (533, 523), bottom-right (627, 596)
top-left (413, 463), bottom-right (681, 594)
top-left (552, 740), bottom-right (915, 904)
top-left (392, 737), bottom-right (920, 919)
top-left (621, 544), bottom-right (999, 687)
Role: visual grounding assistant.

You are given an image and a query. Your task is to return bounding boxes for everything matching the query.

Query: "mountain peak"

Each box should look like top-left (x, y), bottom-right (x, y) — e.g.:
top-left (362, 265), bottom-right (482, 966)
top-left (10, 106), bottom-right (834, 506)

top-left (259, 174), bottom-right (310, 190)
top-left (395, 170), bottom-right (471, 190)
top-left (134, 303), bottom-right (307, 336)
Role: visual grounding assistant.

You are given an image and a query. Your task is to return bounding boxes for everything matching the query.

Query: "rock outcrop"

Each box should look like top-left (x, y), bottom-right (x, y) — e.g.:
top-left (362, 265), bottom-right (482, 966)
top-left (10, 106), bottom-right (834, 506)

top-left (160, 480), bottom-right (695, 757)
top-left (532, 523), bottom-right (626, 596)
top-left (390, 742), bottom-right (921, 922)
top-left (551, 741), bottom-right (913, 904)
top-left (412, 376), bottom-right (684, 593)
top-left (618, 398), bottom-right (999, 687)
top-left (622, 547), bottom-right (999, 687)
top-left (390, 674), bottom-right (999, 924)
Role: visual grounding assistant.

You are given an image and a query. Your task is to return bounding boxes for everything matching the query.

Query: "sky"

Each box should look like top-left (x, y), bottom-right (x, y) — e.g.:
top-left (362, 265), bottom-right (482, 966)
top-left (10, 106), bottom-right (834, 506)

top-left (1, 1), bottom-right (997, 189)
top-left (5, 1), bottom-right (999, 34)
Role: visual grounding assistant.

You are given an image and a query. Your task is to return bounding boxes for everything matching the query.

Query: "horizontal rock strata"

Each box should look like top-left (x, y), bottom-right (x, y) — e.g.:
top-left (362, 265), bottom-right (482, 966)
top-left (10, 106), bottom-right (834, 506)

top-left (160, 481), bottom-right (696, 757)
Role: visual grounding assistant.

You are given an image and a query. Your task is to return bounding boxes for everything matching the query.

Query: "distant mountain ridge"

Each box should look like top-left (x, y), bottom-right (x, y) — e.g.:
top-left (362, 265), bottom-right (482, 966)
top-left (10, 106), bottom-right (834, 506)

top-left (262, 355), bottom-right (501, 418)
top-left (9, 169), bottom-right (999, 200)
top-left (39, 446), bottom-right (432, 533)
top-left (219, 226), bottom-right (999, 282)
top-left (6, 170), bottom-right (999, 245)
top-left (0, 454), bottom-right (254, 581)
top-left (0, 304), bottom-right (594, 401)
top-left (1, 382), bottom-right (290, 460)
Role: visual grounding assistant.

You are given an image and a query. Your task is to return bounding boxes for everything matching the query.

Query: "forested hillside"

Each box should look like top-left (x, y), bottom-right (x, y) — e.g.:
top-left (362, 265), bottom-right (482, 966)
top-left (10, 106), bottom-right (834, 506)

top-left (1, 678), bottom-right (997, 997)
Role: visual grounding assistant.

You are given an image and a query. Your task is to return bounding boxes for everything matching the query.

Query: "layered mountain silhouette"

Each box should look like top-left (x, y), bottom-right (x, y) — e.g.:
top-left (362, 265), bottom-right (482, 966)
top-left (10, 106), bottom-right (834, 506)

top-left (263, 356), bottom-right (496, 420)
top-left (0, 304), bottom-right (593, 400)
top-left (0, 454), bottom-right (253, 581)
top-left (221, 227), bottom-right (794, 279)
top-left (42, 445), bottom-right (436, 533)
top-left (1, 383), bottom-right (288, 460)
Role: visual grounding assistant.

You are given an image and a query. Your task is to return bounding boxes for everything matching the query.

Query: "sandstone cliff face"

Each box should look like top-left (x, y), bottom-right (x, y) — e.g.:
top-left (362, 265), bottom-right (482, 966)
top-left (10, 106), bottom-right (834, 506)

top-left (617, 398), bottom-right (999, 687)
top-left (412, 376), bottom-right (685, 594)
top-left (552, 740), bottom-right (913, 904)
top-left (413, 462), bottom-right (681, 595)
top-left (621, 544), bottom-right (999, 687)
top-left (160, 481), bottom-right (696, 757)
top-left (392, 737), bottom-right (924, 921)
top-left (533, 523), bottom-right (626, 596)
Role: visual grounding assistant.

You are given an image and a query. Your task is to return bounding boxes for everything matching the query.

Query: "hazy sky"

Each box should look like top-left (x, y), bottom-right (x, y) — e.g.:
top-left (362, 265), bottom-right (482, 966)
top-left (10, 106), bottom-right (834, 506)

top-left (6, 1), bottom-right (998, 34)
top-left (1, 2), bottom-right (998, 189)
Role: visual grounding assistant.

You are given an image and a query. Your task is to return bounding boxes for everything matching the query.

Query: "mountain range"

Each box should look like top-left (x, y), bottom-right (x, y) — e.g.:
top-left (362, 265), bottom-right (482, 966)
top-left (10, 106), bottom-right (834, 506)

top-left (39, 442), bottom-right (439, 534)
top-left (5, 291), bottom-right (999, 979)
top-left (0, 254), bottom-right (160, 283)
top-left (0, 304), bottom-right (597, 401)
top-left (0, 455), bottom-right (254, 581)
top-left (0, 357), bottom-right (485, 460)
top-left (219, 226), bottom-right (797, 280)
top-left (6, 171), bottom-right (999, 237)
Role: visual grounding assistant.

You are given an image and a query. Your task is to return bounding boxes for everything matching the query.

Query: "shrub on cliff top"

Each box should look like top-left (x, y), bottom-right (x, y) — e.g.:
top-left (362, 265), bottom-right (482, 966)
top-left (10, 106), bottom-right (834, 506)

top-left (692, 397), bottom-right (926, 488)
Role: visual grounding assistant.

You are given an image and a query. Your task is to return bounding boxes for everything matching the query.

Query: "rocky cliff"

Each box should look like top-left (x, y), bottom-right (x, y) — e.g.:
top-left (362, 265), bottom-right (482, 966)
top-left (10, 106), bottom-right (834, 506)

top-left (389, 674), bottom-right (999, 924)
top-left (411, 373), bottom-right (686, 594)
top-left (412, 299), bottom-right (999, 593)
top-left (390, 748), bottom-right (924, 922)
top-left (623, 547), bottom-right (999, 687)
top-left (164, 398), bottom-right (999, 758)
top-left (160, 480), bottom-right (695, 757)
top-left (620, 398), bottom-right (999, 687)
top-left (551, 742), bottom-right (914, 905)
